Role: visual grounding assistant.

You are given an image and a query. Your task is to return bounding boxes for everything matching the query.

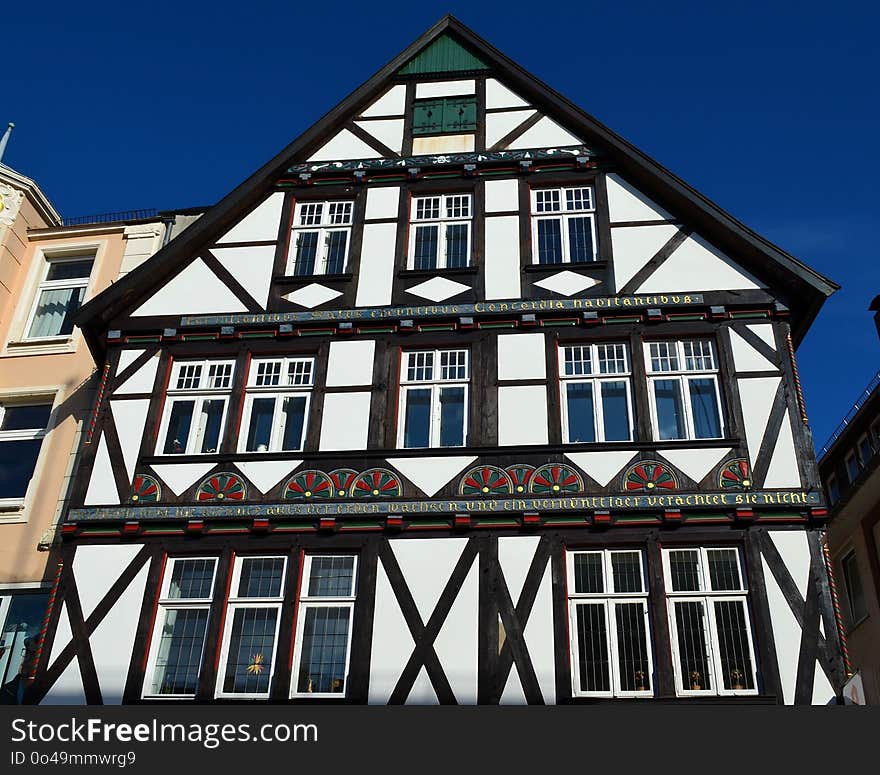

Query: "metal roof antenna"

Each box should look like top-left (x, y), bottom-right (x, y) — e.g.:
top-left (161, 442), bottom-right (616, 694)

top-left (0, 122), bottom-right (14, 164)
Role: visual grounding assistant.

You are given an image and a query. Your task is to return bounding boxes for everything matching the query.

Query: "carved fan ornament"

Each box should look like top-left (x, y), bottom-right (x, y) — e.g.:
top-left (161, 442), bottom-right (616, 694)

top-left (130, 474), bottom-right (161, 502)
top-left (623, 462), bottom-right (678, 492)
top-left (352, 469), bottom-right (402, 498)
top-left (283, 470), bottom-right (333, 499)
top-left (196, 473), bottom-right (246, 502)
top-left (719, 459), bottom-right (752, 490)
top-left (459, 466), bottom-right (512, 496)
top-left (529, 464), bottom-right (584, 495)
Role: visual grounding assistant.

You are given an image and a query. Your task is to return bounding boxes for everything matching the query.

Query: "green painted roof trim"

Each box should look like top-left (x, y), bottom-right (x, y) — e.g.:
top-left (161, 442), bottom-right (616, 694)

top-left (398, 33), bottom-right (490, 75)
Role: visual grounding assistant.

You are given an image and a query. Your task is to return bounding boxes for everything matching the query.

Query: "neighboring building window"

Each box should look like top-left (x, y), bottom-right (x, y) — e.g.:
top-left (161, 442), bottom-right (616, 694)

top-left (826, 473), bottom-right (840, 505)
top-left (398, 349), bottom-right (468, 448)
top-left (663, 547), bottom-right (758, 696)
top-left (845, 450), bottom-right (861, 483)
top-left (216, 556), bottom-right (287, 698)
top-left (412, 97), bottom-right (477, 135)
top-left (0, 403), bottom-right (51, 504)
top-left (530, 186), bottom-right (597, 264)
top-left (0, 590), bottom-right (49, 703)
top-left (286, 200), bottom-right (354, 276)
top-left (143, 558), bottom-right (217, 698)
top-left (645, 340), bottom-right (724, 441)
top-left (559, 343), bottom-right (633, 443)
top-left (157, 360), bottom-right (235, 455)
top-left (842, 551), bottom-right (868, 628)
top-left (408, 194), bottom-right (472, 269)
top-left (239, 357), bottom-right (314, 453)
top-left (24, 255), bottom-right (94, 340)
top-left (566, 549), bottom-right (653, 697)
top-left (292, 555), bottom-right (358, 697)
top-left (857, 433), bottom-right (874, 467)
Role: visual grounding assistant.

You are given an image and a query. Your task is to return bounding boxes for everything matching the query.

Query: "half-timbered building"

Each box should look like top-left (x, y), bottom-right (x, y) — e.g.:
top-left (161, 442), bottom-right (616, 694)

top-left (31, 16), bottom-right (845, 705)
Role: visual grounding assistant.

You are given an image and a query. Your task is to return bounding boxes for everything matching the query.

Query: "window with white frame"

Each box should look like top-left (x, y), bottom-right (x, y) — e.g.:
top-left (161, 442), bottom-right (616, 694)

top-left (239, 357), bottom-right (314, 453)
top-left (157, 360), bottom-right (235, 455)
top-left (663, 547), bottom-right (758, 696)
top-left (286, 200), bottom-right (354, 276)
top-left (0, 402), bottom-right (51, 506)
top-left (216, 556), bottom-right (287, 698)
top-left (531, 186), bottom-right (597, 265)
top-left (24, 255), bottom-right (94, 340)
top-left (398, 349), bottom-right (468, 448)
top-left (559, 343), bottom-right (633, 443)
top-left (143, 558), bottom-right (217, 698)
top-left (645, 340), bottom-right (724, 441)
top-left (0, 589), bottom-right (50, 697)
top-left (292, 555), bottom-right (358, 697)
top-left (566, 549), bottom-right (653, 697)
top-left (841, 550), bottom-right (868, 628)
top-left (408, 194), bottom-right (472, 270)
top-left (845, 449), bottom-right (861, 483)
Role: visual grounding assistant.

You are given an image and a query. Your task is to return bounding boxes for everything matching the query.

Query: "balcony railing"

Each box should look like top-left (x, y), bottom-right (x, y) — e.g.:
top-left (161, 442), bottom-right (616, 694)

top-left (61, 208), bottom-right (158, 227)
top-left (818, 369), bottom-right (880, 459)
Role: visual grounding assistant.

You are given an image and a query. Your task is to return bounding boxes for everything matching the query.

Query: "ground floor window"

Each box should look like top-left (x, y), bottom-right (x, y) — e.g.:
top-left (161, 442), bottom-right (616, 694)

top-left (0, 589), bottom-right (49, 704)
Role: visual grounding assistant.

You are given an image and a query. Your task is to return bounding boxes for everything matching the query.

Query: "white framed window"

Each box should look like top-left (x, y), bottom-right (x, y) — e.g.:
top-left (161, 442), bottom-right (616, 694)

top-left (286, 200), bottom-right (354, 276)
top-left (398, 349), bottom-right (468, 449)
top-left (826, 472), bottom-right (840, 505)
top-left (291, 555), bottom-right (358, 697)
top-left (408, 194), bottom-right (472, 269)
top-left (0, 588), bottom-right (50, 695)
top-left (143, 558), bottom-right (218, 698)
top-left (663, 547), bottom-right (758, 696)
top-left (559, 343), bottom-right (633, 443)
top-left (156, 360), bottom-right (235, 455)
top-left (216, 556), bottom-right (287, 698)
top-left (239, 357), bottom-right (314, 453)
top-left (566, 549), bottom-right (653, 697)
top-left (845, 450), bottom-right (861, 483)
top-left (530, 186), bottom-right (597, 264)
top-left (0, 402), bottom-right (52, 507)
top-left (645, 340), bottom-right (724, 441)
top-left (841, 550), bottom-right (868, 628)
top-left (23, 255), bottom-right (94, 340)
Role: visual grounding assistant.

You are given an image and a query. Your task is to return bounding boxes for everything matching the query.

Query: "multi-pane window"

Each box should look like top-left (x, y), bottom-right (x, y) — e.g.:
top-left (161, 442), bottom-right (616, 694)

top-left (239, 357), bottom-right (314, 453)
top-left (398, 349), bottom-right (468, 449)
top-left (663, 547), bottom-right (758, 696)
top-left (408, 194), bottom-right (472, 269)
top-left (645, 340), bottom-right (724, 441)
top-left (826, 473), bottom-right (840, 505)
top-left (0, 403), bottom-right (51, 504)
top-left (0, 589), bottom-right (50, 697)
top-left (292, 555), bottom-right (358, 697)
top-left (143, 558), bottom-right (217, 698)
top-left (566, 550), bottom-right (653, 697)
top-left (216, 556), bottom-right (287, 698)
top-left (841, 551), bottom-right (868, 628)
top-left (857, 433), bottom-right (874, 467)
top-left (157, 360), bottom-right (235, 455)
top-left (25, 255), bottom-right (94, 339)
top-left (559, 344), bottom-right (633, 443)
top-left (531, 187), bottom-right (597, 264)
top-left (287, 200), bottom-right (354, 276)
top-left (845, 450), bottom-right (861, 484)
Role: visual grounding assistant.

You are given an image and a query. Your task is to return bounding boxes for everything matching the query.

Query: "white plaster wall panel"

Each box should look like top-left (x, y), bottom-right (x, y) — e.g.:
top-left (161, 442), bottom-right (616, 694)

top-left (637, 234), bottom-right (765, 293)
top-left (368, 561), bottom-right (415, 704)
top-left (237, 460), bottom-right (302, 494)
top-left (307, 128), bottom-right (382, 162)
top-left (284, 283), bottom-right (343, 309)
top-left (116, 349), bottom-right (144, 376)
top-left (217, 192), bottom-right (284, 244)
top-left (738, 376), bottom-right (781, 465)
top-left (506, 117), bottom-right (580, 149)
top-left (73, 544), bottom-right (142, 620)
top-left (761, 554), bottom-right (800, 704)
top-left (486, 110), bottom-right (536, 148)
top-left (523, 562), bottom-right (556, 704)
top-left (565, 451), bottom-right (638, 487)
top-left (110, 399), bottom-right (150, 482)
top-left (606, 173), bottom-right (673, 222)
top-left (415, 79), bottom-right (476, 98)
top-left (433, 560), bottom-right (478, 704)
top-left (812, 661), bottom-right (835, 705)
top-left (729, 329), bottom-right (777, 373)
top-left (610, 224), bottom-right (679, 292)
top-left (500, 668), bottom-right (527, 704)
top-left (318, 392), bottom-right (371, 451)
top-left (361, 85), bottom-right (406, 117)
top-left (407, 666), bottom-right (439, 704)
top-left (326, 340), bottom-right (376, 387)
top-left (355, 223), bottom-right (397, 306)
top-left (354, 119), bottom-right (404, 154)
top-left (212, 246), bottom-right (276, 308)
top-left (405, 276), bottom-right (470, 302)
top-left (390, 538), bottom-right (468, 625)
top-left (497, 333), bottom-right (546, 381)
top-left (658, 447), bottom-right (733, 483)
top-left (498, 386), bottom-right (548, 446)
top-left (89, 563), bottom-right (149, 704)
top-left (768, 530), bottom-right (811, 600)
top-left (151, 463), bottom-right (217, 497)
top-left (485, 79), bottom-right (529, 109)
top-left (114, 352), bottom-right (160, 396)
top-left (386, 456), bottom-right (477, 497)
top-left (48, 603), bottom-right (73, 665)
top-left (746, 323), bottom-right (777, 350)
top-left (498, 536), bottom-right (541, 605)
top-left (484, 179), bottom-right (520, 213)
top-left (412, 134), bottom-right (475, 154)
top-left (533, 271), bottom-right (599, 297)
top-left (84, 436), bottom-right (119, 506)
top-left (132, 259), bottom-right (248, 317)
top-left (484, 216), bottom-right (521, 299)
top-left (41, 657), bottom-right (86, 705)
top-left (365, 186), bottom-right (400, 220)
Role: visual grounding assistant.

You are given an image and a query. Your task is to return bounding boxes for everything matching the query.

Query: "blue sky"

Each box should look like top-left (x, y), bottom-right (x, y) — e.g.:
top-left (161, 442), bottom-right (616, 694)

top-left (4, 1), bottom-right (877, 450)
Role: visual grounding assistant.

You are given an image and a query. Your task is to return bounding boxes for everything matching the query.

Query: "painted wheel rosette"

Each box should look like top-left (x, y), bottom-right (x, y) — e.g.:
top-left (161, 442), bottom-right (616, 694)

top-left (623, 461), bottom-right (678, 492)
top-left (197, 472), bottom-right (246, 502)
top-left (460, 465), bottom-right (512, 496)
top-left (506, 465), bottom-right (535, 494)
top-left (719, 459), bottom-right (752, 490)
top-left (530, 464), bottom-right (583, 495)
top-left (283, 470), bottom-right (333, 499)
top-left (131, 474), bottom-right (161, 503)
top-left (328, 468), bottom-right (358, 498)
top-left (352, 469), bottom-right (402, 497)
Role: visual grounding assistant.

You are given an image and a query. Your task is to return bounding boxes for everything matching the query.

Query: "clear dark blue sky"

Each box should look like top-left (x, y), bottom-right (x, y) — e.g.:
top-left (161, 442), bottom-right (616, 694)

top-left (4, 1), bottom-right (877, 450)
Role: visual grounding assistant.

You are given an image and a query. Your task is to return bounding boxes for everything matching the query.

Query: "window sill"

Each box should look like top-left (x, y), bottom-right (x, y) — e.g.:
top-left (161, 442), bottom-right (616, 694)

top-left (398, 266), bottom-right (479, 278)
top-left (274, 273), bottom-right (353, 285)
top-left (3, 337), bottom-right (76, 357)
top-left (524, 261), bottom-right (608, 273)
top-left (0, 503), bottom-right (26, 524)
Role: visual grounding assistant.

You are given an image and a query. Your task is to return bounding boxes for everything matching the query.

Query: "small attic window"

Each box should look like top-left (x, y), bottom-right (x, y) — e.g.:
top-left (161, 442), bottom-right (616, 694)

top-left (413, 97), bottom-right (477, 135)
